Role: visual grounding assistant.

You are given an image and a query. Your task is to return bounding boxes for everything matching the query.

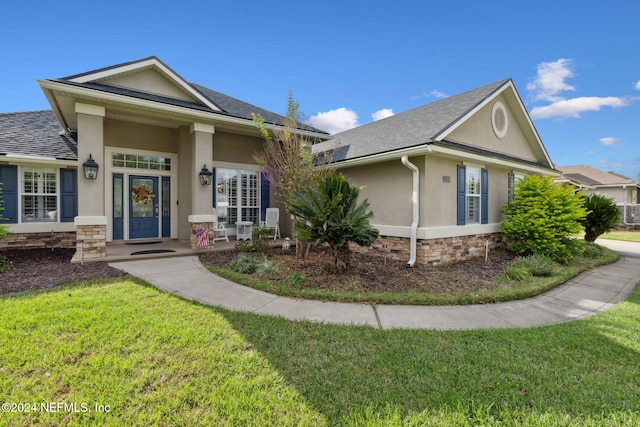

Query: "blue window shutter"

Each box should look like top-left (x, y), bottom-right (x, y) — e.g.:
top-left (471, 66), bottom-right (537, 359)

top-left (60, 168), bottom-right (78, 222)
top-left (260, 172), bottom-right (270, 223)
top-left (0, 165), bottom-right (18, 223)
top-left (481, 168), bottom-right (489, 224)
top-left (456, 165), bottom-right (466, 225)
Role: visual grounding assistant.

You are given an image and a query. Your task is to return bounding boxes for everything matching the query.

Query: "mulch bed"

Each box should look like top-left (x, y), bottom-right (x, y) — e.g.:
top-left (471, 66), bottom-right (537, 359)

top-left (1, 246), bottom-right (516, 297)
top-left (0, 249), bottom-right (126, 295)
top-left (199, 246), bottom-right (516, 294)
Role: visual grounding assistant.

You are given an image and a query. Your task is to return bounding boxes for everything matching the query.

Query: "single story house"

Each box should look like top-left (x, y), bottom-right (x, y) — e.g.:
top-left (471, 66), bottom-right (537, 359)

top-left (0, 56), bottom-right (329, 260)
top-left (556, 165), bottom-right (640, 225)
top-left (313, 79), bottom-right (557, 266)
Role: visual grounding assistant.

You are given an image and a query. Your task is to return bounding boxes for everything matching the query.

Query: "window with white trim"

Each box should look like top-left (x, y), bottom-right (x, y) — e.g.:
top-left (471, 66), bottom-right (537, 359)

top-left (21, 167), bottom-right (58, 222)
top-left (215, 169), bottom-right (260, 227)
top-left (466, 166), bottom-right (481, 224)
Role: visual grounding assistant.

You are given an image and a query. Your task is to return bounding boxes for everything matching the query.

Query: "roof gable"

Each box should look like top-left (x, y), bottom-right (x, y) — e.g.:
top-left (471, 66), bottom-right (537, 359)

top-left (314, 79), bottom-right (553, 170)
top-left (62, 56), bottom-right (221, 111)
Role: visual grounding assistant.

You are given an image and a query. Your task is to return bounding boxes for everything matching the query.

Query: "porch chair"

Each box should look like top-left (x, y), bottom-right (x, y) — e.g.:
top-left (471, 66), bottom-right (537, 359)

top-left (260, 207), bottom-right (280, 240)
top-left (212, 208), bottom-right (229, 242)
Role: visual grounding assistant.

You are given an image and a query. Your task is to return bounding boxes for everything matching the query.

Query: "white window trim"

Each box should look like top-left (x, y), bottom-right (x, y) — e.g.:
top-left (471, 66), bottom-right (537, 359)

top-left (18, 166), bottom-right (59, 224)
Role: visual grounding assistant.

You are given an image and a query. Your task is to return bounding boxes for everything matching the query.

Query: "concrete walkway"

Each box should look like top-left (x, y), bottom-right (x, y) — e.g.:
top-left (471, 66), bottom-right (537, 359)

top-left (109, 239), bottom-right (640, 330)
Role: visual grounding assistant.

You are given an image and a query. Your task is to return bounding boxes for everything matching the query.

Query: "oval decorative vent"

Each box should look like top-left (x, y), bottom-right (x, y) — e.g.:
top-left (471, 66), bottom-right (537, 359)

top-left (491, 101), bottom-right (508, 139)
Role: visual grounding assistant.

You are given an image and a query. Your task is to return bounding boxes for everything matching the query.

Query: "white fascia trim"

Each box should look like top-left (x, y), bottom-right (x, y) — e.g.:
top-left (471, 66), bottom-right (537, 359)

top-left (67, 57), bottom-right (221, 112)
top-left (373, 223), bottom-right (501, 240)
top-left (429, 145), bottom-right (558, 176)
top-left (3, 154), bottom-right (77, 167)
top-left (326, 145), bottom-right (434, 169)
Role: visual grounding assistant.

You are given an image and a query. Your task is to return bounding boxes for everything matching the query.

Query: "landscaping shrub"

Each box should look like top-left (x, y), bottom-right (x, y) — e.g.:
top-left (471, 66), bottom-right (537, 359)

top-left (234, 226), bottom-right (271, 254)
top-left (501, 175), bottom-right (587, 263)
top-left (229, 253), bottom-right (260, 274)
top-left (255, 257), bottom-right (280, 279)
top-left (580, 193), bottom-right (620, 242)
top-left (581, 242), bottom-right (604, 258)
top-left (289, 173), bottom-right (379, 272)
top-left (504, 254), bottom-right (557, 281)
top-left (285, 272), bottom-right (308, 288)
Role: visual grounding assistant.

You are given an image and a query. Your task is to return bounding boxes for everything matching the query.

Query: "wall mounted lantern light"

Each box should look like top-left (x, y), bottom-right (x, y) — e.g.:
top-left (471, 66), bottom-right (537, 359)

top-left (199, 164), bottom-right (213, 185)
top-left (82, 154), bottom-right (99, 180)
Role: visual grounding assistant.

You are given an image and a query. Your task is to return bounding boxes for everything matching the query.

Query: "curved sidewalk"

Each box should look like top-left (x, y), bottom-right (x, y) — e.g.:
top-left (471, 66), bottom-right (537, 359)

top-left (109, 239), bottom-right (640, 330)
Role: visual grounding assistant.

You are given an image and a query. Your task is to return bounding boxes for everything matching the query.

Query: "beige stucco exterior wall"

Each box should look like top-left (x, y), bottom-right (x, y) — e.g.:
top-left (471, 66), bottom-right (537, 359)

top-left (339, 158), bottom-right (415, 227)
top-left (213, 132), bottom-right (264, 164)
top-left (104, 120), bottom-right (179, 153)
top-left (583, 186), bottom-right (638, 205)
top-left (447, 94), bottom-right (539, 163)
top-left (340, 154), bottom-right (515, 231)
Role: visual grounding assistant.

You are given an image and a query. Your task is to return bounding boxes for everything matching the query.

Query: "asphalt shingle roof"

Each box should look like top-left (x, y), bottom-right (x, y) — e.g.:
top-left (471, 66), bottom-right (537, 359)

top-left (313, 79), bottom-right (510, 162)
top-left (558, 165), bottom-right (636, 186)
top-left (0, 110), bottom-right (77, 160)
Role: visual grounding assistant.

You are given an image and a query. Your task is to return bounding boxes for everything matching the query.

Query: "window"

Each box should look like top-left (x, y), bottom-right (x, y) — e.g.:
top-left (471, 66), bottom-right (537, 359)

top-left (491, 102), bottom-right (508, 139)
top-left (466, 167), bottom-right (481, 224)
top-left (21, 167), bottom-right (58, 222)
top-left (457, 165), bottom-right (488, 225)
top-left (215, 169), bottom-right (260, 227)
top-left (112, 153), bottom-right (171, 171)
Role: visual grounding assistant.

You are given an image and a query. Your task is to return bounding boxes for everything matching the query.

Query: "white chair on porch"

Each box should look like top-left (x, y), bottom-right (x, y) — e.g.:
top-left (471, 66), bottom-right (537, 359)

top-left (212, 208), bottom-right (229, 242)
top-left (260, 207), bottom-right (280, 240)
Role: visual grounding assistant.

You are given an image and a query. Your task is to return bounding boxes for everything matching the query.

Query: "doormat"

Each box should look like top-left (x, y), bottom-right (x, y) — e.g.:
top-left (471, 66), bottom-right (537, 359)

top-left (126, 241), bottom-right (162, 245)
top-left (130, 249), bottom-right (176, 256)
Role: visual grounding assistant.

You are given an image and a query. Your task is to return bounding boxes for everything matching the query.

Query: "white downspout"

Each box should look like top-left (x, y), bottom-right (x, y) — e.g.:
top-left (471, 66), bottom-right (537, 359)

top-left (401, 156), bottom-right (419, 267)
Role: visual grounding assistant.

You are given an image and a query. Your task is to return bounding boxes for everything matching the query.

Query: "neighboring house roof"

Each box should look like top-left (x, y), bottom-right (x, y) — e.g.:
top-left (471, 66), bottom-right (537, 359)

top-left (558, 165), bottom-right (637, 187)
top-left (313, 78), bottom-right (553, 171)
top-left (0, 110), bottom-right (77, 160)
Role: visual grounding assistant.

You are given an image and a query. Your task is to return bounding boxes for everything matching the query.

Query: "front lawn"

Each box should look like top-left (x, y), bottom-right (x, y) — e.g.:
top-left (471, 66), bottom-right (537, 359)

top-left (601, 230), bottom-right (640, 243)
top-left (1, 278), bottom-right (639, 426)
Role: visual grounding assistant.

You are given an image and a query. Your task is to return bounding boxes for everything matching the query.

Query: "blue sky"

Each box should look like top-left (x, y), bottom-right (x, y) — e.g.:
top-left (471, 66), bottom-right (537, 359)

top-left (1, 0), bottom-right (639, 180)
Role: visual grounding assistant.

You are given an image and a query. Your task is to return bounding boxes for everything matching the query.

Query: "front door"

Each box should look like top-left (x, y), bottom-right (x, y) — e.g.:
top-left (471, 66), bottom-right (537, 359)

top-left (129, 175), bottom-right (159, 239)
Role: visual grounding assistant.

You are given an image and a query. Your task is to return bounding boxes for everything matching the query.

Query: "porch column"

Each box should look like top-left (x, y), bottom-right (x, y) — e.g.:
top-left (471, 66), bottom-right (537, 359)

top-left (187, 123), bottom-right (215, 249)
top-left (73, 103), bottom-right (107, 260)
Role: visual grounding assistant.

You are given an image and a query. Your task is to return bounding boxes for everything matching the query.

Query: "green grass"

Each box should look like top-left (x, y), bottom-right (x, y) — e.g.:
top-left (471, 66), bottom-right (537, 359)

top-left (601, 230), bottom-right (640, 243)
top-left (209, 248), bottom-right (619, 305)
top-left (1, 276), bottom-right (640, 425)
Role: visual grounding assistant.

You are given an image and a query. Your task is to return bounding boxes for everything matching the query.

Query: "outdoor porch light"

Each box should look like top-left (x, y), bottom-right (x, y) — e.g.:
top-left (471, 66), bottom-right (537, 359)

top-left (199, 164), bottom-right (213, 185)
top-left (82, 154), bottom-right (99, 180)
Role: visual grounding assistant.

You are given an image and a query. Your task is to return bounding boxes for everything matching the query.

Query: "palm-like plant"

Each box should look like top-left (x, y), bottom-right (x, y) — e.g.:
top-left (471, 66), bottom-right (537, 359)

top-left (580, 193), bottom-right (620, 242)
top-left (289, 174), bottom-right (379, 272)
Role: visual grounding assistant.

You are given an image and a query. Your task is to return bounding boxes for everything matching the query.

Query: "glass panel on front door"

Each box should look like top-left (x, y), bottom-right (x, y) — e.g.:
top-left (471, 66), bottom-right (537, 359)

top-left (129, 176), bottom-right (159, 239)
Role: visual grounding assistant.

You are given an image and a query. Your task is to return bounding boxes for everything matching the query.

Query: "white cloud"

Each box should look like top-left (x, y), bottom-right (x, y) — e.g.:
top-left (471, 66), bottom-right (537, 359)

top-left (308, 108), bottom-right (359, 134)
top-left (410, 89), bottom-right (448, 101)
top-left (635, 80), bottom-right (640, 90)
top-left (527, 58), bottom-right (576, 102)
top-left (530, 96), bottom-right (629, 119)
top-left (371, 108), bottom-right (394, 121)
top-left (600, 137), bottom-right (619, 146)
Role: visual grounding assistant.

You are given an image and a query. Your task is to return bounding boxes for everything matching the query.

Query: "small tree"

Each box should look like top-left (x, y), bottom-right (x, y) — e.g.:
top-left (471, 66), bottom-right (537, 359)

top-left (289, 174), bottom-right (379, 272)
top-left (500, 175), bottom-right (587, 262)
top-left (580, 193), bottom-right (620, 242)
top-left (252, 92), bottom-right (333, 257)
